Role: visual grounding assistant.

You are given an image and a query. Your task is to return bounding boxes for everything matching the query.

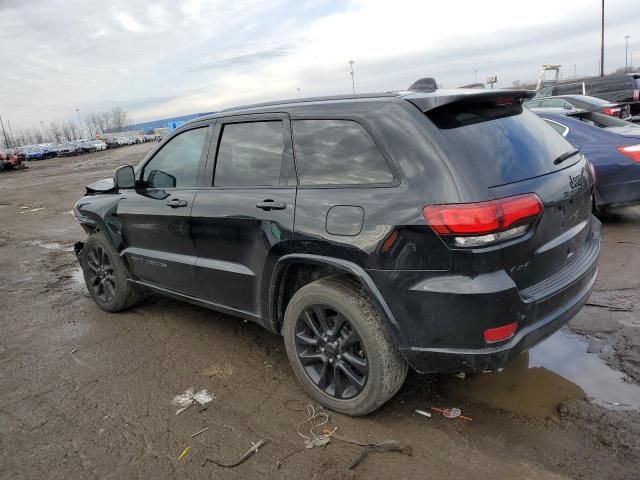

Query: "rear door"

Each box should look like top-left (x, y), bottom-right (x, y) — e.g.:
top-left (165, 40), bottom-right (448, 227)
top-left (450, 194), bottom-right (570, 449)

top-left (117, 124), bottom-right (212, 295)
top-left (190, 114), bottom-right (296, 318)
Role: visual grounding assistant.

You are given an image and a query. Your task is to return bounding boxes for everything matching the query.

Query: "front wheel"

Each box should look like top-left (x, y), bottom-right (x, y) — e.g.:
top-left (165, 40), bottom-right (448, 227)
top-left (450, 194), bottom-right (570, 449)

top-left (81, 232), bottom-right (143, 312)
top-left (282, 277), bottom-right (407, 416)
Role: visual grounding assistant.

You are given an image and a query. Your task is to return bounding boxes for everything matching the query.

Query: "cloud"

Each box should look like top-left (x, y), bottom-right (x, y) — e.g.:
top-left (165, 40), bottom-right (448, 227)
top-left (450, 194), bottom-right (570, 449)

top-left (115, 13), bottom-right (147, 33)
top-left (188, 45), bottom-right (294, 71)
top-left (0, 0), bottom-right (638, 131)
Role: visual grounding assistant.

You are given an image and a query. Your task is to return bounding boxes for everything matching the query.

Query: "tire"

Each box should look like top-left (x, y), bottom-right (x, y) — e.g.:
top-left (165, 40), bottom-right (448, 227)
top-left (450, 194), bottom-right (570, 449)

top-left (282, 277), bottom-right (407, 416)
top-left (81, 232), bottom-right (143, 312)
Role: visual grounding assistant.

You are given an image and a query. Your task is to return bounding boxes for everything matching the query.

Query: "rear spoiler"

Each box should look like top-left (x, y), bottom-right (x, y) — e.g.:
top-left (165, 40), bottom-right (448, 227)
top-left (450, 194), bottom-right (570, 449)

top-left (403, 89), bottom-right (535, 113)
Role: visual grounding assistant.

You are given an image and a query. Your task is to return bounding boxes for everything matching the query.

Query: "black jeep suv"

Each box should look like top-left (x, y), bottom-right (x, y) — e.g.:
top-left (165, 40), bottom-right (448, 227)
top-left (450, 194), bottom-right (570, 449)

top-left (73, 84), bottom-right (600, 415)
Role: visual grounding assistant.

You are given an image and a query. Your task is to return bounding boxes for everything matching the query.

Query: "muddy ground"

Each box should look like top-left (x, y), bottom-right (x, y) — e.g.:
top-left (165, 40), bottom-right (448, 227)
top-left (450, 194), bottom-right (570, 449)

top-left (1, 143), bottom-right (639, 479)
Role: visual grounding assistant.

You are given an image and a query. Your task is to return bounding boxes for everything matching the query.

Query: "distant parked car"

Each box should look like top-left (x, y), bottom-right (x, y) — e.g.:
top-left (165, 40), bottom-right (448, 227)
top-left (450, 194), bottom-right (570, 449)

top-left (536, 111), bottom-right (640, 211)
top-left (0, 150), bottom-right (23, 171)
top-left (80, 141), bottom-right (98, 153)
top-left (534, 74), bottom-right (640, 115)
top-left (526, 94), bottom-right (632, 120)
top-left (94, 140), bottom-right (107, 151)
top-left (25, 147), bottom-right (46, 161)
top-left (105, 138), bottom-right (120, 149)
top-left (58, 142), bottom-right (83, 157)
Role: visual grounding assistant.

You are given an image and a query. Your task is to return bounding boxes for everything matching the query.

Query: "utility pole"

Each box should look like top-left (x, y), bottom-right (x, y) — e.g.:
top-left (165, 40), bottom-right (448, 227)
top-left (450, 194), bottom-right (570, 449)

top-left (474, 69), bottom-right (477, 83)
top-left (600, 0), bottom-right (605, 77)
top-left (625, 35), bottom-right (630, 73)
top-left (76, 108), bottom-right (82, 138)
top-left (0, 115), bottom-right (9, 149)
top-left (8, 120), bottom-right (15, 147)
top-left (348, 60), bottom-right (355, 94)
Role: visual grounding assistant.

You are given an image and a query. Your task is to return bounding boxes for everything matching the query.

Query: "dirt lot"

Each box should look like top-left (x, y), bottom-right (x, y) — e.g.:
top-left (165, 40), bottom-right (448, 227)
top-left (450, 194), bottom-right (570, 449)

top-left (1, 143), bottom-right (639, 479)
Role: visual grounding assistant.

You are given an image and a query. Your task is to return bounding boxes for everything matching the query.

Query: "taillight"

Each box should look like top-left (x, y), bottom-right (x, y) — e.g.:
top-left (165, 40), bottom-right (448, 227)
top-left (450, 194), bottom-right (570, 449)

top-left (602, 107), bottom-right (621, 117)
top-left (423, 194), bottom-right (543, 248)
top-left (617, 145), bottom-right (640, 163)
top-left (484, 322), bottom-right (518, 343)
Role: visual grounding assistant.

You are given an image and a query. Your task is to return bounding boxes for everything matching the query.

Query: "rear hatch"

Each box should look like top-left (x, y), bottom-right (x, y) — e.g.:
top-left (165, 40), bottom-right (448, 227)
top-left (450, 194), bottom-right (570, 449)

top-left (418, 94), bottom-right (594, 291)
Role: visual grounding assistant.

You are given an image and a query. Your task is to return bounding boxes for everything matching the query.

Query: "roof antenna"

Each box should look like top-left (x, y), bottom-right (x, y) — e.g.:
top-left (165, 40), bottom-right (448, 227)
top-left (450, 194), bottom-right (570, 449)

top-left (408, 77), bottom-right (437, 92)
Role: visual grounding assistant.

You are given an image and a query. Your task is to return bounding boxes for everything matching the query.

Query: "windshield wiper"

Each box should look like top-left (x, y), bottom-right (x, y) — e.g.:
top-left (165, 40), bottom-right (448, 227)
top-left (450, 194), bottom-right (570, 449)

top-left (553, 148), bottom-right (580, 165)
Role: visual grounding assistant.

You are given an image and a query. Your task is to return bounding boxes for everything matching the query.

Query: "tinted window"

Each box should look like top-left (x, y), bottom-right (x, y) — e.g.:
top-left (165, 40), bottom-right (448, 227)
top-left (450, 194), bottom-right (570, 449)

top-left (427, 106), bottom-right (576, 187)
top-left (586, 76), bottom-right (633, 94)
top-left (541, 98), bottom-right (567, 108)
top-left (214, 121), bottom-right (284, 186)
top-left (142, 127), bottom-right (207, 188)
top-left (292, 119), bottom-right (393, 185)
top-left (554, 83), bottom-right (583, 95)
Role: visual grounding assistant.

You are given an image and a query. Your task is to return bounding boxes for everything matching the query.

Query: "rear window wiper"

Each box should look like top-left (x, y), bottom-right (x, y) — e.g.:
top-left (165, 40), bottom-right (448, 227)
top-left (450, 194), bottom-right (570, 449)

top-left (553, 148), bottom-right (580, 165)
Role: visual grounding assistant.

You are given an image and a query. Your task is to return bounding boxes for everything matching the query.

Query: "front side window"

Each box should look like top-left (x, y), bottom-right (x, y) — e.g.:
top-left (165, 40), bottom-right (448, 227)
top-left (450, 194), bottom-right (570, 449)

top-left (142, 127), bottom-right (207, 188)
top-left (292, 119), bottom-right (393, 185)
top-left (214, 121), bottom-right (285, 187)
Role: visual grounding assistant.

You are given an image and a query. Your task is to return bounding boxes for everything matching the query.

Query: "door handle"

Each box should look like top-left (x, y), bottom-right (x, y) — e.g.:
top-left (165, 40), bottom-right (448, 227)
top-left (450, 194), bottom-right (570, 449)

top-left (256, 199), bottom-right (287, 211)
top-left (166, 198), bottom-right (188, 208)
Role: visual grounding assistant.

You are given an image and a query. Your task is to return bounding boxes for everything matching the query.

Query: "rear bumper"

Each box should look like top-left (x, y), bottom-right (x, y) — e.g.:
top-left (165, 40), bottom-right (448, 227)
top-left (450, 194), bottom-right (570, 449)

top-left (368, 217), bottom-right (601, 374)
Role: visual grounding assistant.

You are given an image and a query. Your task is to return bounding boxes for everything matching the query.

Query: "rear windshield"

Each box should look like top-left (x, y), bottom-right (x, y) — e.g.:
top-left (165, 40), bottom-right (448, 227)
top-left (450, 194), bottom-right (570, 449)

top-left (573, 111), bottom-right (631, 128)
top-left (427, 103), bottom-right (576, 187)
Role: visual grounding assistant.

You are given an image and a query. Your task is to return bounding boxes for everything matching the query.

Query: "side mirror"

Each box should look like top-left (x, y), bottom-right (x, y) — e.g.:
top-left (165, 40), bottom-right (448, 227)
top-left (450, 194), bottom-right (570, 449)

top-left (564, 103), bottom-right (573, 110)
top-left (113, 165), bottom-right (136, 189)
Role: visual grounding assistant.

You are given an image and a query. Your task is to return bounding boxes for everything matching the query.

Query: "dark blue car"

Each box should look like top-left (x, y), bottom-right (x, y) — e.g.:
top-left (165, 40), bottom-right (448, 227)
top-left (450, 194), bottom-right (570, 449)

top-left (534, 110), bottom-right (640, 211)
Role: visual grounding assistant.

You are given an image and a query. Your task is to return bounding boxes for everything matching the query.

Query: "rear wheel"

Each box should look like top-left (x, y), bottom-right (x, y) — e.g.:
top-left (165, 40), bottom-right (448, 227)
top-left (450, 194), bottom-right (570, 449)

top-left (283, 277), bottom-right (407, 416)
top-left (81, 232), bottom-right (143, 312)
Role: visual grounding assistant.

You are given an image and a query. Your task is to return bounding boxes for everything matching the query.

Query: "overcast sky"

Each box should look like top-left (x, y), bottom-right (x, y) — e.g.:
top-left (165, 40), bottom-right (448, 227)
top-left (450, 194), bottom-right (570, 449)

top-left (1, 0), bottom-right (638, 129)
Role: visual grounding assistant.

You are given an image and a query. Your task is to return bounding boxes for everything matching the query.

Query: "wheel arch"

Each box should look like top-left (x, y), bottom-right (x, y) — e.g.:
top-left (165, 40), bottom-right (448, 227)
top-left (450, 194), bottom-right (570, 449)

top-left (267, 254), bottom-right (407, 349)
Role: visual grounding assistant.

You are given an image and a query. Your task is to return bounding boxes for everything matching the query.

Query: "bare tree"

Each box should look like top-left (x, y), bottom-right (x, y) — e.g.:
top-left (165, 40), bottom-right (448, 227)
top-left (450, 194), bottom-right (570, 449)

top-left (85, 117), bottom-right (96, 139)
top-left (110, 107), bottom-right (129, 132)
top-left (49, 122), bottom-right (63, 143)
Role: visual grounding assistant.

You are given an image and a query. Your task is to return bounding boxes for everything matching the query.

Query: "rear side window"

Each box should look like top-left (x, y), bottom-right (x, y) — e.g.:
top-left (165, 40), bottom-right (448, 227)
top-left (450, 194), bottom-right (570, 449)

top-left (427, 104), bottom-right (576, 187)
top-left (292, 119), bottom-right (393, 185)
top-left (214, 121), bottom-right (284, 187)
top-left (586, 76), bottom-right (633, 94)
top-left (553, 83), bottom-right (583, 95)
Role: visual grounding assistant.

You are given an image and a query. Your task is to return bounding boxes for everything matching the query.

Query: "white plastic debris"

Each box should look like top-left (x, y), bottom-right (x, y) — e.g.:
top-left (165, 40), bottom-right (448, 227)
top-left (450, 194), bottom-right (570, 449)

top-left (173, 388), bottom-right (196, 408)
top-left (172, 387), bottom-right (215, 415)
top-left (193, 389), bottom-right (215, 405)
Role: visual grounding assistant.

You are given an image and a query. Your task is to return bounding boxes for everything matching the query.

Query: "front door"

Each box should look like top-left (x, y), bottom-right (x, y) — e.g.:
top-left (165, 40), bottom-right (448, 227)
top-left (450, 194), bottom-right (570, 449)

top-left (191, 114), bottom-right (296, 319)
top-left (118, 124), bottom-right (212, 296)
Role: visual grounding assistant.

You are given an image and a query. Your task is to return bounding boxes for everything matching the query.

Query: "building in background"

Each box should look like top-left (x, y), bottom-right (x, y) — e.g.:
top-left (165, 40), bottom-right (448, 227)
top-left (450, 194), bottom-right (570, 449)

top-left (124, 112), bottom-right (215, 134)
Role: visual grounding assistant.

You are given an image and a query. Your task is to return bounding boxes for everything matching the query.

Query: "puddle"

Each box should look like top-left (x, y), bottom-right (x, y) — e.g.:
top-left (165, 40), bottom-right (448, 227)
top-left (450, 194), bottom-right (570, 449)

top-left (442, 330), bottom-right (640, 417)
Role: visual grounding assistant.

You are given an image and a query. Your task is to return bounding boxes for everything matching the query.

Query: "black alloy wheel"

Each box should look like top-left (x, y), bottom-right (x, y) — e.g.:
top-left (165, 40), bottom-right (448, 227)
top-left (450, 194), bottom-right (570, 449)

top-left (85, 245), bottom-right (116, 303)
top-left (294, 304), bottom-right (368, 400)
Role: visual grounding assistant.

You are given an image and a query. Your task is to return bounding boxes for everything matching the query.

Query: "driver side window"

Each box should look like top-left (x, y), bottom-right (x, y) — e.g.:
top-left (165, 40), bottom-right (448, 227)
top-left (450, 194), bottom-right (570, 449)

top-left (142, 127), bottom-right (208, 188)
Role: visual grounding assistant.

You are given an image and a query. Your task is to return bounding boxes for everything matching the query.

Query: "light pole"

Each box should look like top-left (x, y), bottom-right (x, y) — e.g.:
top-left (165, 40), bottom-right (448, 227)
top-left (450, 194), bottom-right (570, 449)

top-left (76, 108), bottom-right (82, 138)
top-left (600, 0), bottom-right (605, 77)
top-left (474, 69), bottom-right (477, 83)
top-left (348, 60), bottom-right (355, 94)
top-left (625, 35), bottom-right (630, 73)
